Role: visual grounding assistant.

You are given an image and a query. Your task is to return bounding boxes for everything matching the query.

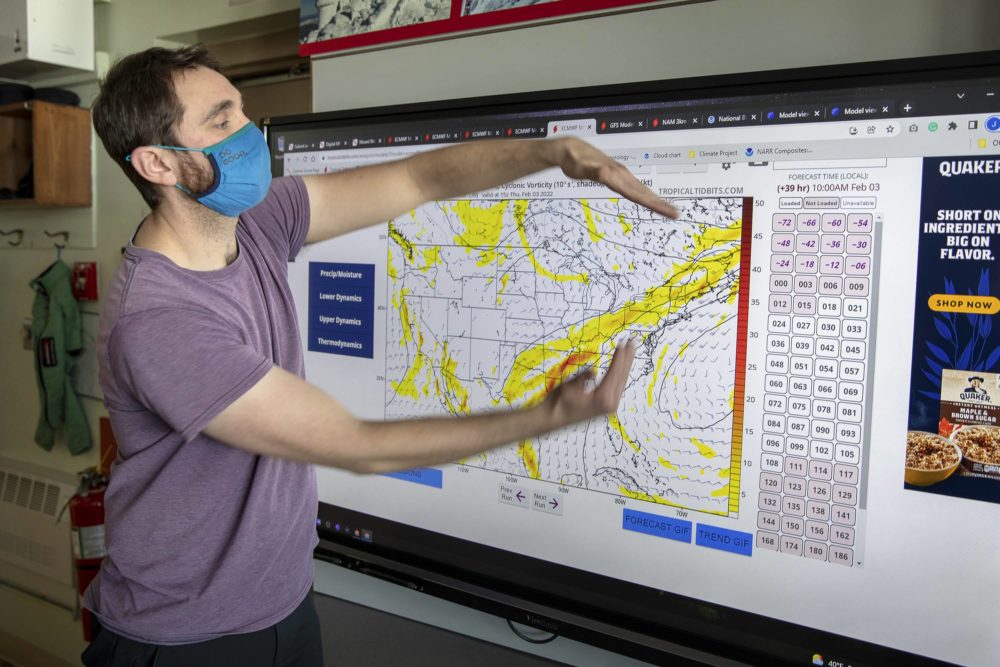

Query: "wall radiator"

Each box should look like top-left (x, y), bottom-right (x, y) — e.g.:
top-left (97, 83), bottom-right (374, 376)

top-left (0, 456), bottom-right (79, 610)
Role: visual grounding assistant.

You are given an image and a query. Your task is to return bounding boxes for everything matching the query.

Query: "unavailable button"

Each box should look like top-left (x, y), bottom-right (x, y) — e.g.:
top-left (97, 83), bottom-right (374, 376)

top-left (622, 509), bottom-right (692, 543)
top-left (531, 491), bottom-right (563, 516)
top-left (695, 524), bottom-right (753, 556)
top-left (499, 483), bottom-right (529, 508)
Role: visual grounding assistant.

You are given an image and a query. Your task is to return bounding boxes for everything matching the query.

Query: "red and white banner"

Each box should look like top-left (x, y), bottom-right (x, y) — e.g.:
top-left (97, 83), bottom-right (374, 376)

top-left (298, 0), bottom-right (694, 57)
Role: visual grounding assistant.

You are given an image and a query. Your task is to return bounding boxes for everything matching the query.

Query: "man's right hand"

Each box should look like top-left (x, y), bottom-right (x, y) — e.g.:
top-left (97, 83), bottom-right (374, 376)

top-left (543, 339), bottom-right (637, 428)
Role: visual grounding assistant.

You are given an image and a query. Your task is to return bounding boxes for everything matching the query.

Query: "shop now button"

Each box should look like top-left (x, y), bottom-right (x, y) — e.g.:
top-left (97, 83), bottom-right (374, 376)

top-left (928, 294), bottom-right (999, 314)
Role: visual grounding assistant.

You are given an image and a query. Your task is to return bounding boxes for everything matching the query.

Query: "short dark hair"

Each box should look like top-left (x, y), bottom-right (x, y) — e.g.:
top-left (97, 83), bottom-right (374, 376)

top-left (92, 45), bottom-right (223, 209)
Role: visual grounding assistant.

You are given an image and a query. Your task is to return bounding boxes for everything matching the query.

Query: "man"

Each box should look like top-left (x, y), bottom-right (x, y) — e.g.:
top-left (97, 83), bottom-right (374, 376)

top-left (965, 376), bottom-right (987, 395)
top-left (83, 44), bottom-right (676, 666)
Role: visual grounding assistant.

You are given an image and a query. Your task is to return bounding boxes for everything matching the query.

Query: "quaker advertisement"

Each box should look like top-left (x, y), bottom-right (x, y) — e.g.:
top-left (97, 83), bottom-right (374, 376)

top-left (905, 155), bottom-right (1000, 503)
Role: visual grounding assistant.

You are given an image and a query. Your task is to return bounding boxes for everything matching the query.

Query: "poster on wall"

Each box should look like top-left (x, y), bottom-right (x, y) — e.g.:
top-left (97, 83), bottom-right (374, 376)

top-left (298, 0), bottom-right (694, 56)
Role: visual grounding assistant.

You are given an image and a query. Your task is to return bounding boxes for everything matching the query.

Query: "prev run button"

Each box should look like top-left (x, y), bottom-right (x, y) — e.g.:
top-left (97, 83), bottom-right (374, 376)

top-left (695, 524), bottom-right (753, 556)
top-left (622, 509), bottom-right (692, 543)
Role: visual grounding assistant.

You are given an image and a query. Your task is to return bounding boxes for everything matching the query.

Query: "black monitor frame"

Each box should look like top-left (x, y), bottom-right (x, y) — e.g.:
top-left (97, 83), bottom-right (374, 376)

top-left (264, 50), bottom-right (1000, 667)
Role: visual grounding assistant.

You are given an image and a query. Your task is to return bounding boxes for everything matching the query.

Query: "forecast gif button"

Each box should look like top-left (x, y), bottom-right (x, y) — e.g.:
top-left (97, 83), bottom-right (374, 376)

top-left (622, 509), bottom-right (692, 543)
top-left (499, 483), bottom-right (529, 509)
top-left (695, 524), bottom-right (753, 556)
top-left (531, 491), bottom-right (563, 516)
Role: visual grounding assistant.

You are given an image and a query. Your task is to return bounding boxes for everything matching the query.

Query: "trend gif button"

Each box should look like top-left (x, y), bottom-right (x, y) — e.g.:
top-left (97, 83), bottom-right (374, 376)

top-left (695, 524), bottom-right (753, 556)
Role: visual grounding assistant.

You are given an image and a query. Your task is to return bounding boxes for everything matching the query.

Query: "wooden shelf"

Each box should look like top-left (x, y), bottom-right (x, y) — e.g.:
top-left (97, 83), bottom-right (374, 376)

top-left (0, 101), bottom-right (33, 119)
top-left (0, 198), bottom-right (41, 207)
top-left (0, 100), bottom-right (91, 207)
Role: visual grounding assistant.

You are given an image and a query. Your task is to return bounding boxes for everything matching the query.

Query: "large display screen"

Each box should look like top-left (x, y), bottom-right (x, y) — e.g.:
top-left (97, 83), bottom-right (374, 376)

top-left (265, 51), bottom-right (1000, 666)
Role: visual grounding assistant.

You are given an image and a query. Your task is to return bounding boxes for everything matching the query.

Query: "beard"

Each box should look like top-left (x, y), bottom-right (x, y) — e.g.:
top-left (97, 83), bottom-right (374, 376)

top-left (175, 151), bottom-right (216, 197)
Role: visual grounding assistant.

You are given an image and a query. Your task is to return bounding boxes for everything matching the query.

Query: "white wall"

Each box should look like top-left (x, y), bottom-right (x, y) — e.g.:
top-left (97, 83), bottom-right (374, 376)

top-left (312, 0), bottom-right (1000, 111)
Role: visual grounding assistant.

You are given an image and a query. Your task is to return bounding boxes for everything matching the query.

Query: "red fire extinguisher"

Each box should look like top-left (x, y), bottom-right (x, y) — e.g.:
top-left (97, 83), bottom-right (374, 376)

top-left (69, 468), bottom-right (108, 641)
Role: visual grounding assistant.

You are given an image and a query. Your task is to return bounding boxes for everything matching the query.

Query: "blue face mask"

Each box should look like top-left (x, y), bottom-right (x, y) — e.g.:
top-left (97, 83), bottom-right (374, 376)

top-left (126, 122), bottom-right (272, 217)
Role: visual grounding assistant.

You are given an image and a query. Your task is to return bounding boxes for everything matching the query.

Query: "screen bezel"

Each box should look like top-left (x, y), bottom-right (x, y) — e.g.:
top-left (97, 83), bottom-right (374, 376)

top-left (265, 50), bottom-right (999, 667)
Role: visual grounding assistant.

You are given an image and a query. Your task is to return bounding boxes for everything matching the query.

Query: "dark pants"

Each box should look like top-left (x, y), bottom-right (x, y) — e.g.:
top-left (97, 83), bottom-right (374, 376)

top-left (81, 593), bottom-right (324, 667)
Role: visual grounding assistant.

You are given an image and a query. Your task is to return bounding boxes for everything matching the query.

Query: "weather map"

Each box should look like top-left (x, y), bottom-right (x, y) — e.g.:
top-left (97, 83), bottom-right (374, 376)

top-left (384, 197), bottom-right (751, 516)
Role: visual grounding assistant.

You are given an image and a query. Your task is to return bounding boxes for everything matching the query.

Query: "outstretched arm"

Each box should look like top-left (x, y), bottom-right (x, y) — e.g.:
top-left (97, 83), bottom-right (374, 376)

top-left (302, 137), bottom-right (677, 244)
top-left (203, 340), bottom-right (637, 473)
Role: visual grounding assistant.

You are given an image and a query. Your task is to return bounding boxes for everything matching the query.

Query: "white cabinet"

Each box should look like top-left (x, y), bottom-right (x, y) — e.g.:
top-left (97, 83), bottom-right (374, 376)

top-left (0, 0), bottom-right (94, 77)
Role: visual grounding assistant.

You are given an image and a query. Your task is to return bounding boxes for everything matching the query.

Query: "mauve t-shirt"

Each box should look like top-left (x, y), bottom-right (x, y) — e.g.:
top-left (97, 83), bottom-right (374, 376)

top-left (86, 176), bottom-right (318, 644)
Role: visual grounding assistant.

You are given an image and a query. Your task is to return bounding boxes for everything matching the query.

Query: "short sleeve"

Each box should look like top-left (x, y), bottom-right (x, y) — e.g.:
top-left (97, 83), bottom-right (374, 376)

top-left (108, 308), bottom-right (272, 442)
top-left (242, 176), bottom-right (311, 262)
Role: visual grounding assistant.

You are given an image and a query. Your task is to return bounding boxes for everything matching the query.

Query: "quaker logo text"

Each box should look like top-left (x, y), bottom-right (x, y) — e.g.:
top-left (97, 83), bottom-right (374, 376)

top-left (960, 375), bottom-right (992, 403)
top-left (938, 159), bottom-right (1000, 177)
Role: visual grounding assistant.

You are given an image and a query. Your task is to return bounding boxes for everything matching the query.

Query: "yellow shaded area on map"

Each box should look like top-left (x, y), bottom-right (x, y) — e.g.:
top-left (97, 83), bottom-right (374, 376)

top-left (502, 217), bottom-right (743, 409)
top-left (421, 246), bottom-right (441, 272)
top-left (388, 221), bottom-right (414, 261)
top-left (691, 437), bottom-right (717, 459)
top-left (387, 247), bottom-right (398, 279)
top-left (512, 200), bottom-right (589, 284)
top-left (609, 415), bottom-right (640, 452)
top-left (452, 200), bottom-right (507, 267)
top-left (440, 341), bottom-right (470, 414)
top-left (394, 288), bottom-right (414, 345)
top-left (518, 439), bottom-right (540, 478)
top-left (391, 334), bottom-right (425, 399)
top-left (580, 199), bottom-right (605, 242)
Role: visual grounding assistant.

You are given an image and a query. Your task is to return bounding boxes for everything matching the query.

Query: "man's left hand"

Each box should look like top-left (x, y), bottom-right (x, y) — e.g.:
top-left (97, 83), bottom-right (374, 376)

top-left (553, 137), bottom-right (679, 219)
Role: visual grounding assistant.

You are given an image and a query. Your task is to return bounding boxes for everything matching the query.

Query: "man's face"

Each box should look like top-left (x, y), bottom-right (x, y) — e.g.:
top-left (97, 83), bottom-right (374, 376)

top-left (170, 66), bottom-right (249, 194)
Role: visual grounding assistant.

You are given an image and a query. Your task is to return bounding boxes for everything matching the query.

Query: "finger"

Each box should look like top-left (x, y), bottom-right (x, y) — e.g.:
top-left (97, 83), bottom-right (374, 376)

top-left (556, 367), bottom-right (594, 399)
top-left (565, 366), bottom-right (596, 388)
top-left (597, 339), bottom-right (637, 407)
top-left (601, 164), bottom-right (679, 219)
top-left (611, 339), bottom-right (638, 397)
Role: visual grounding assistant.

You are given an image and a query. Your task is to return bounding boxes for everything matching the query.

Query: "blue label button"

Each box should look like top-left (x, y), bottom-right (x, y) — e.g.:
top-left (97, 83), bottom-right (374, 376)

top-left (308, 262), bottom-right (376, 358)
top-left (622, 509), bottom-right (692, 543)
top-left (985, 115), bottom-right (1000, 132)
top-left (695, 524), bottom-right (753, 556)
top-left (381, 468), bottom-right (443, 488)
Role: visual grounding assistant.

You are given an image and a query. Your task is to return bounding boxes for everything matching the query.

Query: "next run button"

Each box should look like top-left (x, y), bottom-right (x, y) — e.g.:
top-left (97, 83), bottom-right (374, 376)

top-left (622, 509), bottom-right (692, 543)
top-left (695, 524), bottom-right (753, 556)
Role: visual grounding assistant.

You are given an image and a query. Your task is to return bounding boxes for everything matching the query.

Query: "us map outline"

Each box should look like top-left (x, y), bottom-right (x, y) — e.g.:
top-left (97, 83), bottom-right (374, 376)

top-left (383, 197), bottom-right (752, 516)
